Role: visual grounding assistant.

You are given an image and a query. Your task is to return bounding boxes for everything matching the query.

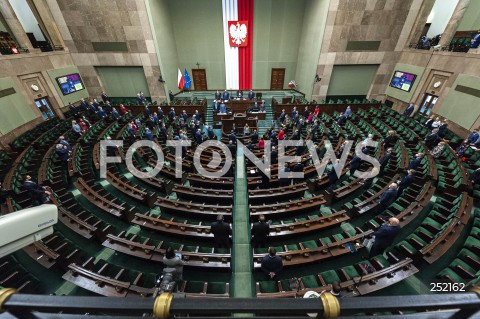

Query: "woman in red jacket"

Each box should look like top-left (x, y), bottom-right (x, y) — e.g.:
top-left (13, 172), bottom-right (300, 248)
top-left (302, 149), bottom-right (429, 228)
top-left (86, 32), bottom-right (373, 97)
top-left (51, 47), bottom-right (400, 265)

top-left (258, 137), bottom-right (265, 149)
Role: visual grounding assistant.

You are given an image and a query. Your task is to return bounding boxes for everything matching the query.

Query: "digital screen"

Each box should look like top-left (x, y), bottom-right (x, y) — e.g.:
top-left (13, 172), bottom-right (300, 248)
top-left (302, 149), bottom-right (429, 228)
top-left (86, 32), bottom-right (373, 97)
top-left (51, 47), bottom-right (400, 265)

top-left (56, 73), bottom-right (85, 95)
top-left (389, 70), bottom-right (417, 92)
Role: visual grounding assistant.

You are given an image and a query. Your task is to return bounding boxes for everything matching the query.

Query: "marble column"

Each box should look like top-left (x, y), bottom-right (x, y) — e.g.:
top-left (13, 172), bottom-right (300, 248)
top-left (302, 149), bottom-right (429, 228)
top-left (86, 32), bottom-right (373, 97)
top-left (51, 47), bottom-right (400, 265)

top-left (0, 0), bottom-right (36, 52)
top-left (408, 0), bottom-right (436, 46)
top-left (30, 0), bottom-right (64, 49)
top-left (437, 0), bottom-right (471, 48)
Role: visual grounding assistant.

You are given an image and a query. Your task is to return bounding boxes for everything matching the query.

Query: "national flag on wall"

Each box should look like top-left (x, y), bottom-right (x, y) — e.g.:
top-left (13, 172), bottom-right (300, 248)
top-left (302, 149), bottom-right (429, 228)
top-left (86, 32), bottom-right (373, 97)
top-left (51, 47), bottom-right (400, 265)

top-left (177, 68), bottom-right (185, 90)
top-left (228, 21), bottom-right (248, 47)
top-left (222, 0), bottom-right (253, 90)
top-left (184, 68), bottom-right (191, 90)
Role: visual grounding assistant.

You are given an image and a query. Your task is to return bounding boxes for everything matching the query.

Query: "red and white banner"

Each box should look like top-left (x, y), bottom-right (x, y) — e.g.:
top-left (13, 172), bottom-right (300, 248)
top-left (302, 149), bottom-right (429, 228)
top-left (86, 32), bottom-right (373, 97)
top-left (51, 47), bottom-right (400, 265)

top-left (228, 21), bottom-right (248, 47)
top-left (222, 0), bottom-right (253, 90)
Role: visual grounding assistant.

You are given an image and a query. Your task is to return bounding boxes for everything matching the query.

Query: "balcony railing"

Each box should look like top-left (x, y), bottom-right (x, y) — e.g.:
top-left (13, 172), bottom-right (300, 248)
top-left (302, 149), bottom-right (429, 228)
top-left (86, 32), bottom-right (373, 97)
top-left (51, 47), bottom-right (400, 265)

top-left (0, 287), bottom-right (479, 318)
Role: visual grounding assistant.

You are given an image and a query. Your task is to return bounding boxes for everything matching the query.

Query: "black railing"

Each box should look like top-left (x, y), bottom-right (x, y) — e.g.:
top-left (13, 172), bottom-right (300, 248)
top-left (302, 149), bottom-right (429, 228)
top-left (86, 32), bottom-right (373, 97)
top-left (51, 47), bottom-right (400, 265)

top-left (0, 288), bottom-right (479, 318)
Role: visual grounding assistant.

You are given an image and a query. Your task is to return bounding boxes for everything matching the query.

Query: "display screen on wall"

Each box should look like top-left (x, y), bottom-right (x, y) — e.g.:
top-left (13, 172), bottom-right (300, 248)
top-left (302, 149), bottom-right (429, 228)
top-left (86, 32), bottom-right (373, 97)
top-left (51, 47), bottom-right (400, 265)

top-left (389, 70), bottom-right (417, 92)
top-left (55, 73), bottom-right (85, 95)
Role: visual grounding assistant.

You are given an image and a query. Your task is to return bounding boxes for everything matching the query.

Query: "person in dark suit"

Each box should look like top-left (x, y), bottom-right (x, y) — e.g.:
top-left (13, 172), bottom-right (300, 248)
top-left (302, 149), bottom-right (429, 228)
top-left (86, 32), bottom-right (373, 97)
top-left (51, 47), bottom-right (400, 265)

top-left (128, 123), bottom-right (136, 144)
top-left (369, 217), bottom-right (401, 258)
top-left (379, 148), bottom-right (393, 175)
top-left (227, 140), bottom-right (236, 157)
top-left (223, 90), bottom-right (230, 101)
top-left (403, 104), bottom-right (414, 117)
top-left (80, 98), bottom-right (88, 110)
top-left (23, 175), bottom-right (50, 205)
top-left (397, 170), bottom-right (415, 198)
top-left (92, 99), bottom-right (100, 109)
top-left (469, 167), bottom-right (480, 184)
top-left (337, 113), bottom-right (347, 126)
top-left (261, 247), bottom-right (283, 280)
top-left (278, 163), bottom-right (291, 187)
top-left (327, 159), bottom-right (342, 189)
top-left (279, 109), bottom-right (286, 123)
top-left (0, 182), bottom-right (9, 215)
top-left (407, 153), bottom-right (423, 170)
top-left (195, 129), bottom-right (202, 144)
top-left (251, 130), bottom-right (258, 144)
top-left (292, 162), bottom-right (304, 184)
top-left (248, 90), bottom-right (255, 100)
top-left (236, 90), bottom-right (243, 99)
top-left (144, 128), bottom-right (154, 141)
top-left (251, 215), bottom-right (270, 248)
top-left (291, 107), bottom-right (298, 120)
top-left (97, 106), bottom-right (106, 119)
top-left (468, 129), bottom-right (479, 144)
top-left (101, 91), bottom-right (109, 103)
top-left (438, 120), bottom-right (448, 138)
top-left (424, 116), bottom-right (434, 129)
top-left (348, 154), bottom-right (361, 176)
top-left (55, 144), bottom-right (69, 164)
top-left (210, 215), bottom-right (231, 249)
top-left (383, 131), bottom-right (398, 148)
top-left (425, 129), bottom-right (440, 148)
top-left (270, 147), bottom-right (278, 165)
top-left (361, 167), bottom-right (379, 191)
top-left (229, 130), bottom-right (237, 144)
top-left (215, 90), bottom-right (221, 100)
top-left (377, 183), bottom-right (398, 214)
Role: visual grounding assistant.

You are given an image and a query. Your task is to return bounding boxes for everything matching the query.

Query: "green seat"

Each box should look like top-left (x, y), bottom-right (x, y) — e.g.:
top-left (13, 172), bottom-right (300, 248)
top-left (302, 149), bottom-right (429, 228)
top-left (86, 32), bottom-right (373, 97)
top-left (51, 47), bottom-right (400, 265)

top-left (301, 275), bottom-right (320, 288)
top-left (302, 240), bottom-right (318, 249)
top-left (372, 255), bottom-right (390, 268)
top-left (423, 217), bottom-right (443, 230)
top-left (340, 223), bottom-right (356, 237)
top-left (183, 281), bottom-right (206, 293)
top-left (198, 246), bottom-right (212, 254)
top-left (342, 265), bottom-right (360, 278)
top-left (319, 270), bottom-right (341, 284)
top-left (206, 282), bottom-right (226, 294)
top-left (449, 259), bottom-right (476, 274)
top-left (286, 244), bottom-right (298, 251)
top-left (258, 280), bottom-right (278, 293)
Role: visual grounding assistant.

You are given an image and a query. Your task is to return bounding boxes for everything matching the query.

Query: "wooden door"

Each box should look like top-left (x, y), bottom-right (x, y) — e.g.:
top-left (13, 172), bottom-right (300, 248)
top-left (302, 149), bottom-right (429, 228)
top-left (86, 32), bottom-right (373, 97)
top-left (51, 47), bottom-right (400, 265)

top-left (192, 69), bottom-right (207, 91)
top-left (270, 68), bottom-right (285, 90)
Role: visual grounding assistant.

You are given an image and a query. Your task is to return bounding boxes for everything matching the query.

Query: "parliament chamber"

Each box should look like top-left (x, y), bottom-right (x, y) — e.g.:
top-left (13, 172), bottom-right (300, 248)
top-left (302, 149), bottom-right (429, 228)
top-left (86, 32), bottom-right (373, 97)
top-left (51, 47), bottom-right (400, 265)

top-left (0, 0), bottom-right (480, 318)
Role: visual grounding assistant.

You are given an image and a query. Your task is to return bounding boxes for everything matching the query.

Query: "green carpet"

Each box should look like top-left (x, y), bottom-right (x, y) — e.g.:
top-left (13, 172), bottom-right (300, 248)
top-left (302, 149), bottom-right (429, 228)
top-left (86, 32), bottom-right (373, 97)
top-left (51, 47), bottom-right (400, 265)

top-left (231, 145), bottom-right (254, 298)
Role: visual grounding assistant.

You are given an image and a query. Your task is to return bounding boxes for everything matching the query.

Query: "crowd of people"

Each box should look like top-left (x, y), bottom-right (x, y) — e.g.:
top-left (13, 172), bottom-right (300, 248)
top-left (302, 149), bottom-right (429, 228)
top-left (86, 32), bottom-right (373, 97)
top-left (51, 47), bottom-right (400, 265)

top-left (6, 91), bottom-right (480, 299)
top-left (211, 89), bottom-right (267, 114)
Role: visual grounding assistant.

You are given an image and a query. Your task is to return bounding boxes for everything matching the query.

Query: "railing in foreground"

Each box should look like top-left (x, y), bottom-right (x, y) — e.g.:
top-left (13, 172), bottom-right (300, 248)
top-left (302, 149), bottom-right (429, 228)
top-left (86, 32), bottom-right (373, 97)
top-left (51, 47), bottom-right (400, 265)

top-left (0, 288), bottom-right (479, 319)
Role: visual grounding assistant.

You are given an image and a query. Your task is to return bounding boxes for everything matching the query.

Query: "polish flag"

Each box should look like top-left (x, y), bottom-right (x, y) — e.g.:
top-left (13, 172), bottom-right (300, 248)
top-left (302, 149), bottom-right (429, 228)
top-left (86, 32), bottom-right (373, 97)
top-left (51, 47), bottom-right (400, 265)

top-left (222, 0), bottom-right (253, 90)
top-left (177, 68), bottom-right (185, 90)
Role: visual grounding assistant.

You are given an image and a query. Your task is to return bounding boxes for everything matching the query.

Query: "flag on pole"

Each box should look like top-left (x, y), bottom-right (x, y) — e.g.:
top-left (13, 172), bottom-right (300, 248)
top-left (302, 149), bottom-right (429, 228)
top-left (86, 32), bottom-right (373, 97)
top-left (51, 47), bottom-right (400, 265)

top-left (184, 68), bottom-right (191, 90)
top-left (177, 68), bottom-right (185, 90)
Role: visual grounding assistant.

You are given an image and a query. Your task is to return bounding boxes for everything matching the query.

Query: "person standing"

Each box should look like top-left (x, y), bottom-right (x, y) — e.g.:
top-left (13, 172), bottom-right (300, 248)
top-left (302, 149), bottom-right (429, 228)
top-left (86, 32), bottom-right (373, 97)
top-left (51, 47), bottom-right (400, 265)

top-left (403, 104), bottom-right (414, 117)
top-left (261, 247), bottom-right (283, 280)
top-left (248, 89), bottom-right (255, 100)
top-left (369, 218), bottom-right (401, 258)
top-left (23, 175), bottom-right (50, 205)
top-left (348, 154), bottom-right (361, 176)
top-left (101, 91), bottom-right (109, 103)
top-left (210, 215), bottom-right (231, 249)
top-left (163, 247), bottom-right (185, 280)
top-left (396, 170), bottom-right (415, 198)
top-left (376, 183), bottom-right (398, 214)
top-left (407, 153), bottom-right (423, 170)
top-left (251, 215), bottom-right (270, 248)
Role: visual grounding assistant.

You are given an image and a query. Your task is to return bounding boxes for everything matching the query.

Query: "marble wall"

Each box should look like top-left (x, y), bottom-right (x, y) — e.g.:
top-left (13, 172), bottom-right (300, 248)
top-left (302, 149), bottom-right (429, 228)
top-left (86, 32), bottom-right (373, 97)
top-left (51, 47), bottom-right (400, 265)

top-left (312, 0), bottom-right (422, 101)
top-left (389, 48), bottom-right (480, 137)
top-left (48, 0), bottom-right (165, 101)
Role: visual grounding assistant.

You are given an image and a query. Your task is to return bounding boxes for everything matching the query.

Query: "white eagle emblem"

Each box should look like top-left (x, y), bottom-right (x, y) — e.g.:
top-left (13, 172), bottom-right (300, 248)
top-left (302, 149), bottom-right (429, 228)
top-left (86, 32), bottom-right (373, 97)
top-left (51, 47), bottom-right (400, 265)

top-left (230, 22), bottom-right (247, 45)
